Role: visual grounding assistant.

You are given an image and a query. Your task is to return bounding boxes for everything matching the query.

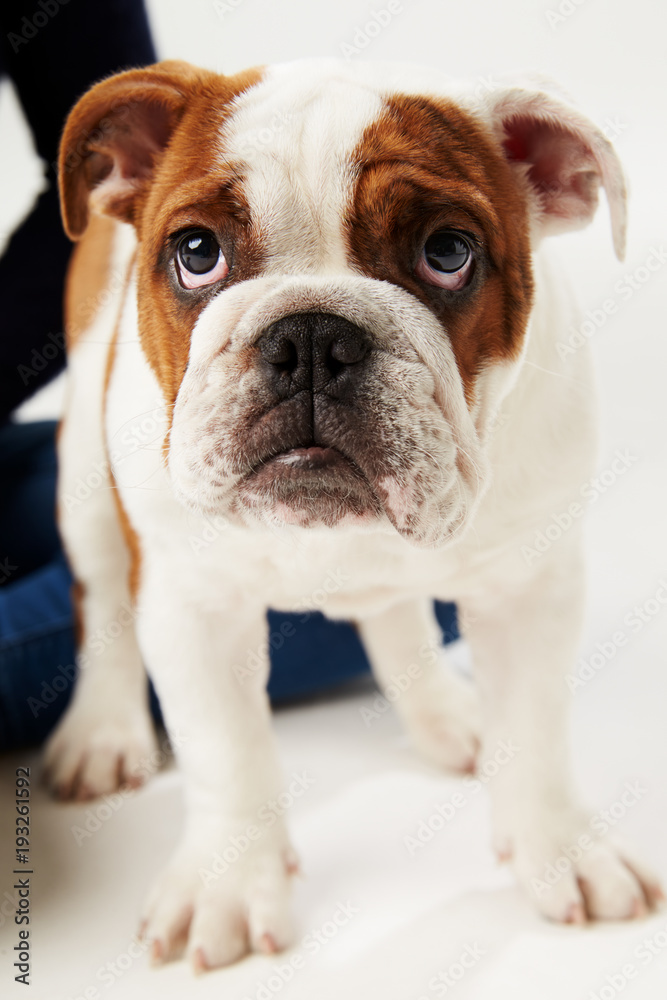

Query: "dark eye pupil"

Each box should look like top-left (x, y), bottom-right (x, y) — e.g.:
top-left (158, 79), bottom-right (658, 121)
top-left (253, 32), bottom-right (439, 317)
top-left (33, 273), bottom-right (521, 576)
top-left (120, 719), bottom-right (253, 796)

top-left (178, 232), bottom-right (220, 274)
top-left (424, 232), bottom-right (470, 273)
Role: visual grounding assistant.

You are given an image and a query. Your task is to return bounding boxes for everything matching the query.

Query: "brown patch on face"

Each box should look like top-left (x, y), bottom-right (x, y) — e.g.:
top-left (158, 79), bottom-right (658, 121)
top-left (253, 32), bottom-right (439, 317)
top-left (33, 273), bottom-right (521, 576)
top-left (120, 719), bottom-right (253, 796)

top-left (346, 95), bottom-right (534, 399)
top-left (59, 61), bottom-right (266, 408)
top-left (64, 214), bottom-right (116, 349)
top-left (134, 68), bottom-right (266, 410)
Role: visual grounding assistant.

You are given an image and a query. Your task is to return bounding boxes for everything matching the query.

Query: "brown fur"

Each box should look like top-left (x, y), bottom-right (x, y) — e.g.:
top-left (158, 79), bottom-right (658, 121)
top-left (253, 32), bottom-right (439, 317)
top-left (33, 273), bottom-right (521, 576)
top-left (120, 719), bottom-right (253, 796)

top-left (111, 474), bottom-right (143, 601)
top-left (64, 214), bottom-right (117, 349)
top-left (59, 60), bottom-right (265, 410)
top-left (346, 95), bottom-right (535, 400)
top-left (99, 317), bottom-right (143, 600)
top-left (137, 148), bottom-right (265, 412)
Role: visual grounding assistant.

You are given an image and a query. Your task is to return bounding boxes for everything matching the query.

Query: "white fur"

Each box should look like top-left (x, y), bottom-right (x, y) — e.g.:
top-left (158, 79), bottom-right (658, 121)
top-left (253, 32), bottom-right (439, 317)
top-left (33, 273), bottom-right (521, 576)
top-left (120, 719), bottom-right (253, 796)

top-left (44, 222), bottom-right (158, 798)
top-left (220, 62), bottom-right (385, 275)
top-left (46, 60), bottom-right (660, 970)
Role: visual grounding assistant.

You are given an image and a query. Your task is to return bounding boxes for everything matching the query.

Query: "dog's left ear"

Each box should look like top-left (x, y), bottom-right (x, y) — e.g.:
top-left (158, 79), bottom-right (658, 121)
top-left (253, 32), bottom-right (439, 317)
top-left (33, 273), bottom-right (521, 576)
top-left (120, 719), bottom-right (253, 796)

top-left (58, 60), bottom-right (211, 240)
top-left (483, 79), bottom-right (627, 260)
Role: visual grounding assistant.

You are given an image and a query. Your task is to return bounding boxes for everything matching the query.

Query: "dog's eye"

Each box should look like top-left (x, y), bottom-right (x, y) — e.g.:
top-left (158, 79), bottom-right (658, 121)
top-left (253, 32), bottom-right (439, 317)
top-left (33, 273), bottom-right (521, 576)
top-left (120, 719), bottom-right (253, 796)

top-left (176, 230), bottom-right (229, 289)
top-left (416, 231), bottom-right (474, 291)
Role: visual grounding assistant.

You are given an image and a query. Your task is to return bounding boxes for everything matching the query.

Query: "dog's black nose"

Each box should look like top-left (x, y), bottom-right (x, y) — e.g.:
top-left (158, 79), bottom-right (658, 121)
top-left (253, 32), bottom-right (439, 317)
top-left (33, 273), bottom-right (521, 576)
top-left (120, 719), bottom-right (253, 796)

top-left (258, 313), bottom-right (370, 396)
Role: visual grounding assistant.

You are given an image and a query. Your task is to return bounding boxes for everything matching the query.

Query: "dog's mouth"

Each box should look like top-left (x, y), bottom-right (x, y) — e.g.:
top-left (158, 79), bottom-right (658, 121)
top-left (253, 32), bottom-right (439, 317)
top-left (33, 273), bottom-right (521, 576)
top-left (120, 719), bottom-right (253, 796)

top-left (237, 442), bottom-right (383, 525)
top-left (255, 444), bottom-right (355, 476)
top-left (244, 442), bottom-right (370, 491)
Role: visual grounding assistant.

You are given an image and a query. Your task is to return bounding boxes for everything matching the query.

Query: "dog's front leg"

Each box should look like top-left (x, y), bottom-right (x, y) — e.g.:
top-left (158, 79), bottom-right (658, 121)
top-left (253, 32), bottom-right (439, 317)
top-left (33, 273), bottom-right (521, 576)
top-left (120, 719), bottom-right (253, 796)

top-left (358, 598), bottom-right (481, 773)
top-left (462, 537), bottom-right (661, 922)
top-left (135, 586), bottom-right (296, 971)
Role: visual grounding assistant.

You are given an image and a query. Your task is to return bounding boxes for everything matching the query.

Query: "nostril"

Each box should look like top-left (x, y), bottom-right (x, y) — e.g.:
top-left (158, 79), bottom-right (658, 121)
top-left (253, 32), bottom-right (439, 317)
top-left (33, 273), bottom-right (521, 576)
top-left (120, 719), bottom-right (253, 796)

top-left (328, 336), bottom-right (368, 367)
top-left (260, 335), bottom-right (298, 372)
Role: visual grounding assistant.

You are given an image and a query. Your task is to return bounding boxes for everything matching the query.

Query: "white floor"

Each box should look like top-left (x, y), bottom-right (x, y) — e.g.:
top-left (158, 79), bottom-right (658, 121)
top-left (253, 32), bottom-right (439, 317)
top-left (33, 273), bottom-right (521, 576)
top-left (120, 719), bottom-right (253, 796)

top-left (1, 651), bottom-right (666, 1000)
top-left (1, 1), bottom-right (666, 997)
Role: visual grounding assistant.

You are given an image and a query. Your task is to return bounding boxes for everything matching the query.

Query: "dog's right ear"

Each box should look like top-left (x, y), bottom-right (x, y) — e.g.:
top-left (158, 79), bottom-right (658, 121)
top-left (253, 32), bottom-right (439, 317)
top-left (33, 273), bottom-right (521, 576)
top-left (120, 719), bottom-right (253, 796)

top-left (482, 76), bottom-right (628, 261)
top-left (59, 60), bottom-right (204, 240)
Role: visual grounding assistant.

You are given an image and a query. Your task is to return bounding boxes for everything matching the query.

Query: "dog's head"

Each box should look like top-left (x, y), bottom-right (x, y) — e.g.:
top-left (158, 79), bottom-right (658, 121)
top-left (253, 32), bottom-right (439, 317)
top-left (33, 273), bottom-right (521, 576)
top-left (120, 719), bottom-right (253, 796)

top-left (59, 59), bottom-right (625, 547)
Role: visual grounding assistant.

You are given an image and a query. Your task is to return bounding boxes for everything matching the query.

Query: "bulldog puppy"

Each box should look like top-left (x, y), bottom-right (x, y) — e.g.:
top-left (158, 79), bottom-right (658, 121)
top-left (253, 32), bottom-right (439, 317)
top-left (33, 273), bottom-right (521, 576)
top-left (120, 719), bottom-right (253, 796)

top-left (44, 58), bottom-right (661, 970)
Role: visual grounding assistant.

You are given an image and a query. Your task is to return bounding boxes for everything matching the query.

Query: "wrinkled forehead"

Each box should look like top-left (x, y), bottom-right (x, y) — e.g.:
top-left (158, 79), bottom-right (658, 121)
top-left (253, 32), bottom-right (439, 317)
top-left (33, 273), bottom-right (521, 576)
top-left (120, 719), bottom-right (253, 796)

top-left (146, 60), bottom-right (509, 262)
top-left (218, 63), bottom-right (387, 271)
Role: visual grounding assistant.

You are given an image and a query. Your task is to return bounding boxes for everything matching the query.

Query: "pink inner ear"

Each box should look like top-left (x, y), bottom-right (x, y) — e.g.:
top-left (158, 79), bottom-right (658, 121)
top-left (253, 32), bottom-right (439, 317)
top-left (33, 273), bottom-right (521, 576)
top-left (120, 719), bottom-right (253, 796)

top-left (82, 99), bottom-right (180, 225)
top-left (492, 87), bottom-right (626, 260)
top-left (502, 130), bottom-right (530, 163)
top-left (502, 115), bottom-right (600, 228)
top-left (95, 101), bottom-right (176, 182)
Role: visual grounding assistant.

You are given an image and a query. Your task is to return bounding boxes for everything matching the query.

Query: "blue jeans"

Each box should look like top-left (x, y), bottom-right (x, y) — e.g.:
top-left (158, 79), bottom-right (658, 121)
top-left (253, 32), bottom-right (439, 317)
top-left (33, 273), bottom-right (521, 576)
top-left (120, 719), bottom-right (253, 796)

top-left (0, 421), bottom-right (459, 750)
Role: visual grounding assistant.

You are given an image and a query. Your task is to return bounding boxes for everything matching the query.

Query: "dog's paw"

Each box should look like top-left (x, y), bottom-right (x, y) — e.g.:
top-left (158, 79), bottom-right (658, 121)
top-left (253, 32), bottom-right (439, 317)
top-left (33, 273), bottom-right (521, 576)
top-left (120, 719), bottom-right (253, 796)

top-left (140, 831), bottom-right (298, 971)
top-left (401, 670), bottom-right (481, 774)
top-left (509, 827), bottom-right (664, 923)
top-left (44, 701), bottom-right (158, 800)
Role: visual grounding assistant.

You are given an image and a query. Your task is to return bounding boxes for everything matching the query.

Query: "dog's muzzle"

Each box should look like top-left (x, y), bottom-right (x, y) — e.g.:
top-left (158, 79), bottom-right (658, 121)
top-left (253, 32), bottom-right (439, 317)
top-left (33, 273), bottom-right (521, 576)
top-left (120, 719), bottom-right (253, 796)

top-left (239, 311), bottom-right (380, 520)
